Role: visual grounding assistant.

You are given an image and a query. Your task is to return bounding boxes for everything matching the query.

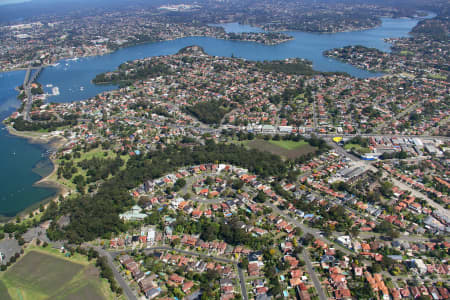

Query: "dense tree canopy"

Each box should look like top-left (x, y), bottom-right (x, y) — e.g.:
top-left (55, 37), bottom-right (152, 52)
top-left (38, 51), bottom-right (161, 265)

top-left (184, 100), bottom-right (230, 124)
top-left (48, 141), bottom-right (287, 242)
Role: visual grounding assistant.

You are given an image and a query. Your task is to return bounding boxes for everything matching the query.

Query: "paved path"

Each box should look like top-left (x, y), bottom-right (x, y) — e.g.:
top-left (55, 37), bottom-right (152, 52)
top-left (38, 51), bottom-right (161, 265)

top-left (302, 250), bottom-right (327, 300)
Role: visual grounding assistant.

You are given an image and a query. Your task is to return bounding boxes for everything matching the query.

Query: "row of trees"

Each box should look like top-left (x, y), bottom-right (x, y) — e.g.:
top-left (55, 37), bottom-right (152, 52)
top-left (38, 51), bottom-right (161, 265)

top-left (13, 116), bottom-right (77, 132)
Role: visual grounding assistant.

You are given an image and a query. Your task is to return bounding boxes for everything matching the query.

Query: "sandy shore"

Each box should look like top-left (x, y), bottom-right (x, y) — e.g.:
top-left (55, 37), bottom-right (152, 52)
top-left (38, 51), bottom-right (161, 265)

top-left (4, 125), bottom-right (71, 220)
top-left (5, 126), bottom-right (66, 149)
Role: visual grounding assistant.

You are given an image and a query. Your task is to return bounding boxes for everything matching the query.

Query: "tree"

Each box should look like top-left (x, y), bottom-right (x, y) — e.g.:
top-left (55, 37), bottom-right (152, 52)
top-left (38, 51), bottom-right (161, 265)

top-left (253, 191), bottom-right (267, 203)
top-left (303, 233), bottom-right (314, 245)
top-left (173, 287), bottom-right (184, 298)
top-left (171, 238), bottom-right (180, 247)
top-left (49, 142), bottom-right (288, 242)
top-left (204, 176), bottom-right (214, 185)
top-left (350, 227), bottom-right (360, 237)
top-left (174, 178), bottom-right (186, 191)
top-left (375, 220), bottom-right (399, 239)
top-left (379, 181), bottom-right (393, 198)
top-left (240, 257), bottom-right (249, 269)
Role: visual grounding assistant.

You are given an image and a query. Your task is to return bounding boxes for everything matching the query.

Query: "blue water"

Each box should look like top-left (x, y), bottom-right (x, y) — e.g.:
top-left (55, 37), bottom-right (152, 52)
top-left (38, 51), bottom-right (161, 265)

top-left (38, 16), bottom-right (425, 104)
top-left (0, 15), bottom-right (428, 216)
top-left (0, 70), bottom-right (56, 217)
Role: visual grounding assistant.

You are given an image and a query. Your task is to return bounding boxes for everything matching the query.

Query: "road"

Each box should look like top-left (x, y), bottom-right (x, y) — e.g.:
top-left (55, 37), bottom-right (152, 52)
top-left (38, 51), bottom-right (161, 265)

top-left (312, 99), bottom-right (318, 131)
top-left (22, 66), bottom-right (42, 122)
top-left (374, 101), bottom-right (422, 133)
top-left (24, 86), bottom-right (33, 121)
top-left (123, 113), bottom-right (450, 142)
top-left (110, 246), bottom-right (248, 300)
top-left (325, 140), bottom-right (450, 241)
top-left (302, 250), bottom-right (327, 300)
top-left (358, 231), bottom-right (448, 243)
top-left (328, 139), bottom-right (449, 218)
top-left (316, 133), bottom-right (449, 141)
top-left (326, 139), bottom-right (360, 161)
top-left (140, 246), bottom-right (235, 264)
top-left (389, 176), bottom-right (448, 217)
top-left (237, 266), bottom-right (248, 300)
top-left (89, 245), bottom-right (138, 300)
top-left (265, 202), bottom-right (353, 256)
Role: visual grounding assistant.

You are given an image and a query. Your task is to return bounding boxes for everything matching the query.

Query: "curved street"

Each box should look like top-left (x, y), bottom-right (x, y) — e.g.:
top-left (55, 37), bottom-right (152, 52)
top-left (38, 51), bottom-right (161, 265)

top-left (103, 245), bottom-right (248, 300)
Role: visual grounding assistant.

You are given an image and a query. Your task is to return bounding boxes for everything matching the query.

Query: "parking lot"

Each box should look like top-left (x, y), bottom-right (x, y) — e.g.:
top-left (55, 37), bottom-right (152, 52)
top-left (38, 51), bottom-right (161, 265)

top-left (0, 238), bottom-right (21, 264)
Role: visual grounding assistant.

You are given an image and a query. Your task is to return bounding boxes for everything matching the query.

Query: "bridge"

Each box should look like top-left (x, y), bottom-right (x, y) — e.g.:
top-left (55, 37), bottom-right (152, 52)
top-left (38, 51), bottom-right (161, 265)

top-left (28, 67), bottom-right (42, 85)
top-left (22, 66), bottom-right (43, 122)
top-left (23, 67), bottom-right (31, 87)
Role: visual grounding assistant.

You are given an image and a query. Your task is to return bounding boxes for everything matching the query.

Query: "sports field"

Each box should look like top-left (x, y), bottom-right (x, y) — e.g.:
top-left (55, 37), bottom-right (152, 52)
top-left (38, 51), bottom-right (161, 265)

top-left (247, 139), bottom-right (316, 159)
top-left (0, 250), bottom-right (108, 300)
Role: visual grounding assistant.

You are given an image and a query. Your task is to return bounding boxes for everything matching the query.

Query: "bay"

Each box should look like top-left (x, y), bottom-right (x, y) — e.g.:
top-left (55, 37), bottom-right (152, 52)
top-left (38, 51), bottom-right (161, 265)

top-left (0, 70), bottom-right (56, 218)
top-left (0, 15), bottom-right (429, 217)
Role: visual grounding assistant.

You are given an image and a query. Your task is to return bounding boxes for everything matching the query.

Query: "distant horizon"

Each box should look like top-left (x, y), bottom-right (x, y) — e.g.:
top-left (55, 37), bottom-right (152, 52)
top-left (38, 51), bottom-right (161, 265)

top-left (0, 0), bottom-right (32, 6)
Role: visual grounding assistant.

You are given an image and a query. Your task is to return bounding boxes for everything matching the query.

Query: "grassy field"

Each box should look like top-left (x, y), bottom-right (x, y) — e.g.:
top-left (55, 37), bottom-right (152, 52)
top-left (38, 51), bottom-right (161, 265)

top-left (268, 139), bottom-right (309, 150)
top-left (344, 143), bottom-right (370, 154)
top-left (399, 50), bottom-right (414, 56)
top-left (247, 139), bottom-right (316, 159)
top-left (0, 281), bottom-right (12, 300)
top-left (427, 73), bottom-right (447, 80)
top-left (0, 248), bottom-right (115, 300)
top-left (49, 146), bottom-right (129, 191)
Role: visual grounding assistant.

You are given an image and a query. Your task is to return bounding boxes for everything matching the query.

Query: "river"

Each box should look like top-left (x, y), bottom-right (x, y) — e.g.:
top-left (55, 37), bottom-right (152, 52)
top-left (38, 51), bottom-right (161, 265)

top-left (0, 15), bottom-right (428, 217)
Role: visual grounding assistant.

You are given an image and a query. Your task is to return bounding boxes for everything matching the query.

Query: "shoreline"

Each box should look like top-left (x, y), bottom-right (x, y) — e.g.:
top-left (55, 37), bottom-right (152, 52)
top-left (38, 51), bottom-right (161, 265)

top-left (0, 12), bottom-right (433, 73)
top-left (0, 18), bottom-right (399, 74)
top-left (0, 33), bottom-right (293, 74)
top-left (1, 125), bottom-right (71, 221)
